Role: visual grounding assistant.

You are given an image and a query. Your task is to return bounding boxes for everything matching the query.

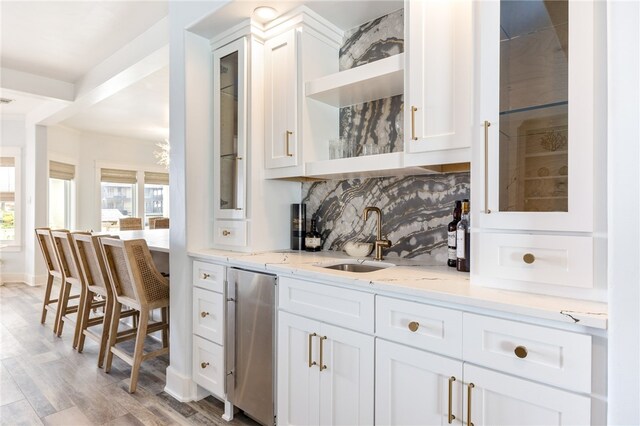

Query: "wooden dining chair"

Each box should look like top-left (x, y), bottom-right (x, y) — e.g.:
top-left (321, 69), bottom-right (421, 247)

top-left (150, 218), bottom-right (169, 229)
top-left (50, 230), bottom-right (105, 348)
top-left (119, 217), bottom-right (143, 231)
top-left (35, 228), bottom-right (76, 333)
top-left (72, 234), bottom-right (138, 367)
top-left (101, 237), bottom-right (169, 393)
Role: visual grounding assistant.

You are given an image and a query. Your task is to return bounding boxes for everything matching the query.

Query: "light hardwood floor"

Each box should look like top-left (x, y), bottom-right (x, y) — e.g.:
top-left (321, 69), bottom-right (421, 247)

top-left (0, 282), bottom-right (258, 426)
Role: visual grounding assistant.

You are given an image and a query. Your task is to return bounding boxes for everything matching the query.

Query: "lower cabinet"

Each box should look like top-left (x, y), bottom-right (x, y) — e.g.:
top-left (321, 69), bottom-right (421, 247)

top-left (463, 364), bottom-right (591, 426)
top-left (277, 311), bottom-right (374, 426)
top-left (376, 339), bottom-right (463, 426)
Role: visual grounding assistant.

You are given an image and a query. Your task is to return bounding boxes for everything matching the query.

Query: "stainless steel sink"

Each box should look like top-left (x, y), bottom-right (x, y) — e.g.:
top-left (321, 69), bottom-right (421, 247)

top-left (318, 261), bottom-right (394, 273)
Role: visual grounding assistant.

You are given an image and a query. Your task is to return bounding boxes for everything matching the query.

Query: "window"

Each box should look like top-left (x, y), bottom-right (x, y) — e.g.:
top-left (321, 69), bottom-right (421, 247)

top-left (144, 172), bottom-right (169, 227)
top-left (101, 168), bottom-right (137, 231)
top-left (0, 150), bottom-right (20, 247)
top-left (49, 161), bottom-right (75, 229)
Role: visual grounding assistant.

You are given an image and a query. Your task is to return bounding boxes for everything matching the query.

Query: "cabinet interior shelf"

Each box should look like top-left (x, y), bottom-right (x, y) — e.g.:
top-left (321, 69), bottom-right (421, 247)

top-left (524, 175), bottom-right (567, 181)
top-left (524, 150), bottom-right (568, 158)
top-left (525, 196), bottom-right (568, 200)
top-left (305, 53), bottom-right (405, 108)
top-left (499, 100), bottom-right (568, 116)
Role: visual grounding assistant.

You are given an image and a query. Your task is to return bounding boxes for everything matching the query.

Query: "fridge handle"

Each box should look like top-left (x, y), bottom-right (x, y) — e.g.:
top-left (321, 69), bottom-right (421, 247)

top-left (225, 270), bottom-right (237, 400)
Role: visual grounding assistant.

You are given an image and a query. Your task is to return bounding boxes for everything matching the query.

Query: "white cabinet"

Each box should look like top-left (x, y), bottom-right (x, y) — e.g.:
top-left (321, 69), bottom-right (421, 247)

top-left (265, 29), bottom-right (298, 170)
top-left (471, 0), bottom-right (605, 300)
top-left (191, 260), bottom-right (226, 399)
top-left (404, 0), bottom-right (473, 166)
top-left (376, 339), bottom-right (463, 426)
top-left (463, 364), bottom-right (591, 426)
top-left (277, 311), bottom-right (374, 426)
top-left (474, 0), bottom-right (600, 232)
top-left (210, 22), bottom-right (300, 252)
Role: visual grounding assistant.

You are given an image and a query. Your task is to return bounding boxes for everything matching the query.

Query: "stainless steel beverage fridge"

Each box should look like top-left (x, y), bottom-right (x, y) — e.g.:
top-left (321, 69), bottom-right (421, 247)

top-left (226, 268), bottom-right (277, 426)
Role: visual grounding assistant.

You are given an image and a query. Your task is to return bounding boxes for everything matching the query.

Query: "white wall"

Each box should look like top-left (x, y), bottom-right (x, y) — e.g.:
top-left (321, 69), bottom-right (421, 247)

top-left (0, 118), bottom-right (27, 282)
top-left (607, 1), bottom-right (640, 423)
top-left (48, 125), bottom-right (165, 231)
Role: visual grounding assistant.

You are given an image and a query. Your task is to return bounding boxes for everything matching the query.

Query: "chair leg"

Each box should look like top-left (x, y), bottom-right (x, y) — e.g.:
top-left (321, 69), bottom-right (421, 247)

top-left (161, 307), bottom-right (168, 348)
top-left (55, 281), bottom-right (71, 337)
top-left (72, 285), bottom-right (88, 349)
top-left (104, 301), bottom-right (122, 374)
top-left (40, 274), bottom-right (54, 325)
top-left (76, 289), bottom-right (94, 353)
top-left (97, 297), bottom-right (113, 369)
top-left (129, 309), bottom-right (149, 393)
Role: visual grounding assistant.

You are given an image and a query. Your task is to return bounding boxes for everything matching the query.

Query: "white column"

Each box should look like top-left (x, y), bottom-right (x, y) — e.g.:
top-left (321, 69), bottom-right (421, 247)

top-left (607, 1), bottom-right (640, 423)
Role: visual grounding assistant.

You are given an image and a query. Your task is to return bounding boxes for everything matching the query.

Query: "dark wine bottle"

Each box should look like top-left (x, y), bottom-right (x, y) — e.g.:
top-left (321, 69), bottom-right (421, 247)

top-left (447, 201), bottom-right (462, 267)
top-left (456, 200), bottom-right (471, 272)
top-left (304, 219), bottom-right (322, 252)
top-left (291, 204), bottom-right (306, 250)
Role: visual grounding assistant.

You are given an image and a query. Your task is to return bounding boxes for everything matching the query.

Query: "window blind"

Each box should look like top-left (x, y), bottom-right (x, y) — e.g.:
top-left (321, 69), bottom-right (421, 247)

top-left (101, 168), bottom-right (137, 184)
top-left (0, 157), bottom-right (15, 167)
top-left (0, 192), bottom-right (14, 202)
top-left (49, 161), bottom-right (75, 180)
top-left (144, 171), bottom-right (169, 186)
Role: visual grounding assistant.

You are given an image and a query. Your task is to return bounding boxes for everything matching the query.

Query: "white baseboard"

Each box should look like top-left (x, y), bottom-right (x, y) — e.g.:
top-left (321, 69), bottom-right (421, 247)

top-left (25, 274), bottom-right (47, 286)
top-left (0, 273), bottom-right (47, 286)
top-left (164, 366), bottom-right (197, 402)
top-left (0, 273), bottom-right (26, 285)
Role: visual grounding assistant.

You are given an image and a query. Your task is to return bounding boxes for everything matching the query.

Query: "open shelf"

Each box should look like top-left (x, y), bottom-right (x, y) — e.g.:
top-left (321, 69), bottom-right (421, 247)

top-left (305, 53), bottom-right (404, 108)
top-left (304, 151), bottom-right (436, 180)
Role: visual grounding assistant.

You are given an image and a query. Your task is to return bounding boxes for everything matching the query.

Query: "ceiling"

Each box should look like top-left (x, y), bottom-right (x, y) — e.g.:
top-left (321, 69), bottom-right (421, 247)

top-left (0, 1), bottom-right (169, 141)
top-left (1, 1), bottom-right (168, 83)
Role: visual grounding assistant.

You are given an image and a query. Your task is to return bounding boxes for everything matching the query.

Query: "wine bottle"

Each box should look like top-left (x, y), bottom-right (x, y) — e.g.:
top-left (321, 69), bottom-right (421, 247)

top-left (456, 200), bottom-right (471, 272)
top-left (305, 219), bottom-right (323, 252)
top-left (447, 201), bottom-right (462, 267)
top-left (291, 204), bottom-right (306, 250)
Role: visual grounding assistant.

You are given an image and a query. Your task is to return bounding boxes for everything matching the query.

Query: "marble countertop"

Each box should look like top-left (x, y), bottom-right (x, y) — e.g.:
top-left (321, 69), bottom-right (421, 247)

top-left (188, 248), bottom-right (608, 330)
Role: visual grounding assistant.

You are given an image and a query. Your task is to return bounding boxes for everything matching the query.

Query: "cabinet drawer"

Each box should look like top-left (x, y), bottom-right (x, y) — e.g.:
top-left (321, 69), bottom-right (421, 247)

top-left (193, 287), bottom-right (224, 344)
top-left (214, 220), bottom-right (247, 247)
top-left (475, 233), bottom-right (593, 288)
top-left (193, 261), bottom-right (225, 293)
top-left (463, 313), bottom-right (591, 393)
top-left (376, 296), bottom-right (462, 358)
top-left (278, 276), bottom-right (374, 333)
top-left (192, 335), bottom-right (225, 398)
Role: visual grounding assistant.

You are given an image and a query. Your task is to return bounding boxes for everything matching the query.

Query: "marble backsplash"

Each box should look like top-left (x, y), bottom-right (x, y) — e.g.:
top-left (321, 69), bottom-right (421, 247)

top-left (339, 9), bottom-right (404, 154)
top-left (302, 173), bottom-right (471, 262)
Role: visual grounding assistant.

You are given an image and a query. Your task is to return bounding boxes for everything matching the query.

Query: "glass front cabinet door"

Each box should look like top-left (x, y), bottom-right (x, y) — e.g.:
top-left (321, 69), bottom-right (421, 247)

top-left (213, 38), bottom-right (247, 220)
top-left (475, 0), bottom-right (597, 232)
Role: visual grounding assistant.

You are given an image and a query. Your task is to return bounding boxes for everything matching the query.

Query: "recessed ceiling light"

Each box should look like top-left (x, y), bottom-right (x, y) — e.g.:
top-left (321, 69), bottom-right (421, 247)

top-left (253, 6), bottom-right (278, 21)
top-left (0, 98), bottom-right (15, 105)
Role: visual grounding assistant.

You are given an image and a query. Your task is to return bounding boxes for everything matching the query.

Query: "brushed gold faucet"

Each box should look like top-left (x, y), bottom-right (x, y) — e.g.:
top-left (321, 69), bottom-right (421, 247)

top-left (363, 206), bottom-right (392, 261)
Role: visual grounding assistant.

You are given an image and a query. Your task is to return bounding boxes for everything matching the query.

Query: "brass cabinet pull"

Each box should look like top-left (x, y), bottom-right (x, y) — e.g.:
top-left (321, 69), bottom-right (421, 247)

top-left (448, 376), bottom-right (456, 424)
top-left (483, 120), bottom-right (491, 214)
top-left (308, 333), bottom-right (317, 368)
top-left (411, 106), bottom-right (418, 141)
top-left (201, 362), bottom-right (209, 369)
top-left (202, 273), bottom-right (210, 280)
top-left (514, 345), bottom-right (528, 358)
top-left (408, 321), bottom-right (419, 332)
top-left (467, 383), bottom-right (475, 426)
top-left (523, 253), bottom-right (535, 264)
top-left (222, 230), bottom-right (231, 236)
top-left (319, 336), bottom-right (328, 371)
top-left (286, 130), bottom-right (294, 157)
top-left (200, 311), bottom-right (210, 318)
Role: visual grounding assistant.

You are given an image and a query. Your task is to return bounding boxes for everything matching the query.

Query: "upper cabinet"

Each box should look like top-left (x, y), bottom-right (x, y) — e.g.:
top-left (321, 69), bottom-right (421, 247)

top-left (404, 0), bottom-right (473, 167)
top-left (264, 29), bottom-right (298, 170)
top-left (474, 0), bottom-right (598, 232)
top-left (213, 38), bottom-right (247, 221)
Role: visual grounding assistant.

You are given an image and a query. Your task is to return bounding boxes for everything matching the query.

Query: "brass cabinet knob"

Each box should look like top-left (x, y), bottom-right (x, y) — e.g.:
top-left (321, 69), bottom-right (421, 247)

top-left (408, 321), bottom-right (420, 332)
top-left (201, 362), bottom-right (209, 369)
top-left (514, 345), bottom-right (528, 358)
top-left (200, 311), bottom-right (210, 318)
top-left (523, 253), bottom-right (535, 264)
top-left (222, 230), bottom-right (231, 236)
top-left (202, 273), bottom-right (210, 279)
